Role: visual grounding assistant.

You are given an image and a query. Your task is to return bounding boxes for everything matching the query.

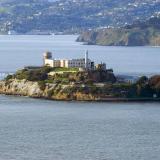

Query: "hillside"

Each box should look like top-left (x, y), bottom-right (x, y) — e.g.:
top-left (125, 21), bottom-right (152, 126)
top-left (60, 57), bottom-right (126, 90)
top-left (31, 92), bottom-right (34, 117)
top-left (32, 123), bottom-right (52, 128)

top-left (77, 17), bottom-right (160, 46)
top-left (0, 0), bottom-right (159, 34)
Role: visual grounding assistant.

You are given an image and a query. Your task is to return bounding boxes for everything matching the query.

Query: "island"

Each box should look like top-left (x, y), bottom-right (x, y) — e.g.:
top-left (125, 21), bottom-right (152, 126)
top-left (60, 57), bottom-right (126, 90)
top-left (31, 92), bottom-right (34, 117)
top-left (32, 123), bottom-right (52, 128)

top-left (0, 51), bottom-right (160, 102)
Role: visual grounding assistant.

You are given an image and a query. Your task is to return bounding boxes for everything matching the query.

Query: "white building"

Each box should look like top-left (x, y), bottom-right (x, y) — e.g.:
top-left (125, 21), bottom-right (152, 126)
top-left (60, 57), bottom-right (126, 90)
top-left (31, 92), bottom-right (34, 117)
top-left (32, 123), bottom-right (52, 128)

top-left (43, 51), bottom-right (94, 70)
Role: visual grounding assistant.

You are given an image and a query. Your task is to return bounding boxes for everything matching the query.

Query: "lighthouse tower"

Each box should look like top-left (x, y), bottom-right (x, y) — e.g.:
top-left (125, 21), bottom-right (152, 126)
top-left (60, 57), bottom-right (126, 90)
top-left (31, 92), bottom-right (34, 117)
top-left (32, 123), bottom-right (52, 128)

top-left (85, 50), bottom-right (88, 70)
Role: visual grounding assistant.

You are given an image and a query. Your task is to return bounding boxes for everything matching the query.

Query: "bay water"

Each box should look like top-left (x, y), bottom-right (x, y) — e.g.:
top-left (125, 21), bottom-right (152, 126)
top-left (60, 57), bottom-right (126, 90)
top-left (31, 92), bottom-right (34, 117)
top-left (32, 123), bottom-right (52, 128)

top-left (0, 35), bottom-right (160, 75)
top-left (0, 35), bottom-right (160, 160)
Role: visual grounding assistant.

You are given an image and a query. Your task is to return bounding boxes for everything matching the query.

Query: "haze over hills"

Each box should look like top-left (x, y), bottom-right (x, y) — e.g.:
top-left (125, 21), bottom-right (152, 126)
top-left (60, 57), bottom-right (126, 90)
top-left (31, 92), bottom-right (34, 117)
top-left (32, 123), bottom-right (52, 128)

top-left (0, 0), bottom-right (159, 34)
top-left (77, 16), bottom-right (160, 46)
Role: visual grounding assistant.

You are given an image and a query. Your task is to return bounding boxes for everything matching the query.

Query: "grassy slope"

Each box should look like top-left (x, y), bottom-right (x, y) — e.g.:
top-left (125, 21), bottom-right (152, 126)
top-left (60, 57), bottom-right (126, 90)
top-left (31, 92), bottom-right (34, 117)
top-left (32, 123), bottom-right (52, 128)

top-left (77, 17), bottom-right (160, 46)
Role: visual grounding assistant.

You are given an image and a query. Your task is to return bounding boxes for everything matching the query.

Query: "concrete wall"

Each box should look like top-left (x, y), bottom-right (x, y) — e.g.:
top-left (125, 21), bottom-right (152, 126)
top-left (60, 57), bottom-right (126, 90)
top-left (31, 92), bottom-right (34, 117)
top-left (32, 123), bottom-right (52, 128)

top-left (44, 59), bottom-right (54, 67)
top-left (45, 58), bottom-right (92, 69)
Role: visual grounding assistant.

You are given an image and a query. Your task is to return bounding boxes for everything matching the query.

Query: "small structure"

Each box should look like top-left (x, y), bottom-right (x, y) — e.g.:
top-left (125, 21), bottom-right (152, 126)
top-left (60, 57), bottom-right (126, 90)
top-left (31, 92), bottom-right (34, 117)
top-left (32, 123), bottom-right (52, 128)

top-left (43, 51), bottom-right (95, 70)
top-left (96, 63), bottom-right (106, 71)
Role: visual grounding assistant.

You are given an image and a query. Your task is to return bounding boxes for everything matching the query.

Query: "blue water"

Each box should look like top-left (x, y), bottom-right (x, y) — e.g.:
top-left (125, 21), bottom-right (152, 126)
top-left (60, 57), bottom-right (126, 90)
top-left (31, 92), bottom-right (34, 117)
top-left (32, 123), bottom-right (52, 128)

top-left (0, 35), bottom-right (160, 160)
top-left (0, 35), bottom-right (160, 75)
top-left (0, 95), bottom-right (160, 160)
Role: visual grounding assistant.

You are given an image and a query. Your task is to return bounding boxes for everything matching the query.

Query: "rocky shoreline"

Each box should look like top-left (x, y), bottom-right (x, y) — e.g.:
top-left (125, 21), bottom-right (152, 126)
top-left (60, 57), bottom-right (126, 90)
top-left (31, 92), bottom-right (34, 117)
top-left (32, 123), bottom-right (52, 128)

top-left (0, 64), bottom-right (160, 102)
top-left (1, 79), bottom-right (160, 102)
top-left (0, 79), bottom-right (98, 101)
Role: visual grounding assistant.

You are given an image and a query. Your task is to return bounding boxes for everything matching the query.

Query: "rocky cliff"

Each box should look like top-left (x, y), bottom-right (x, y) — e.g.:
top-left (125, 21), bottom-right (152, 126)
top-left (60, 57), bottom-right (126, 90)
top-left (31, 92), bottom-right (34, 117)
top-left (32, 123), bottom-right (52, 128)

top-left (1, 75), bottom-right (160, 101)
top-left (77, 17), bottom-right (160, 46)
top-left (2, 66), bottom-right (160, 101)
top-left (0, 79), bottom-right (43, 97)
top-left (0, 79), bottom-right (99, 101)
top-left (0, 66), bottom-right (118, 101)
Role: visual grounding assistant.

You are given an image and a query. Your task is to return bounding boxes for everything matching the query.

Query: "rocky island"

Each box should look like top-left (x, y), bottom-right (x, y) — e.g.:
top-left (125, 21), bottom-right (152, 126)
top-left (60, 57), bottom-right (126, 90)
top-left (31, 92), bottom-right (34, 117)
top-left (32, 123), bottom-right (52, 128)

top-left (0, 51), bottom-right (160, 101)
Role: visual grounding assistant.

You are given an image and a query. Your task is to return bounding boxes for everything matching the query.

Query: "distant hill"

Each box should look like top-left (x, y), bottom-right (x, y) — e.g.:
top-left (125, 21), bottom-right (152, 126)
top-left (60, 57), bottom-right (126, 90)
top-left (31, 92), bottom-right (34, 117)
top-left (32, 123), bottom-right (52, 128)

top-left (0, 0), bottom-right (159, 34)
top-left (77, 17), bottom-right (160, 46)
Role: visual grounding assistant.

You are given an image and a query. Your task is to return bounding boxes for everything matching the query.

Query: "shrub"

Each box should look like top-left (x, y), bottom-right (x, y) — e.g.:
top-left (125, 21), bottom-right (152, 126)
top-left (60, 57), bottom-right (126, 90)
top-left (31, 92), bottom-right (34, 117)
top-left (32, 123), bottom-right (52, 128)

top-left (149, 75), bottom-right (160, 88)
top-left (5, 75), bottom-right (13, 81)
top-left (38, 81), bottom-right (46, 90)
top-left (85, 79), bottom-right (94, 85)
top-left (136, 76), bottom-right (148, 85)
top-left (45, 79), bottom-right (54, 83)
top-left (89, 85), bottom-right (97, 94)
top-left (47, 89), bottom-right (54, 97)
top-left (15, 67), bottom-right (49, 81)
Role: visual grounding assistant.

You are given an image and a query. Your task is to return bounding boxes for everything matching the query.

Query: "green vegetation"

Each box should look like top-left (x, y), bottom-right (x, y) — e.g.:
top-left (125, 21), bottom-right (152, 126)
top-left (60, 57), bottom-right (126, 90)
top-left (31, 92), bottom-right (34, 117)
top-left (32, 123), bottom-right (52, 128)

top-left (57, 75), bottom-right (160, 99)
top-left (6, 66), bottom-right (160, 99)
top-left (5, 75), bottom-right (13, 81)
top-left (38, 81), bottom-right (46, 91)
top-left (129, 76), bottom-right (158, 98)
top-left (51, 67), bottom-right (79, 72)
top-left (14, 67), bottom-right (52, 81)
top-left (8, 66), bottom-right (116, 92)
top-left (0, 7), bottom-right (8, 13)
top-left (77, 17), bottom-right (160, 46)
top-left (0, 0), bottom-right (159, 34)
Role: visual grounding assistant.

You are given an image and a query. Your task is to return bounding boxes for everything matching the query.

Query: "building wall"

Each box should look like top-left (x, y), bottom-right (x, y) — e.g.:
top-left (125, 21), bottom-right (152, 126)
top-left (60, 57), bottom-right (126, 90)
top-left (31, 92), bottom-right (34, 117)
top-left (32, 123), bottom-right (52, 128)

top-left (60, 60), bottom-right (66, 67)
top-left (65, 60), bottom-right (69, 68)
top-left (68, 59), bottom-right (91, 69)
top-left (43, 51), bottom-right (96, 70)
top-left (44, 59), bottom-right (54, 67)
top-left (54, 60), bottom-right (60, 67)
top-left (44, 58), bottom-right (93, 69)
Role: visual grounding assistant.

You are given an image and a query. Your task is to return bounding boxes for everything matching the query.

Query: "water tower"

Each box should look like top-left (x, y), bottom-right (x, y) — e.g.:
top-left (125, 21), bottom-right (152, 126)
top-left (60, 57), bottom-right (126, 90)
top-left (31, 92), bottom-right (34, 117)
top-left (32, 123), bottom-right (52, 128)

top-left (43, 51), bottom-right (52, 65)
